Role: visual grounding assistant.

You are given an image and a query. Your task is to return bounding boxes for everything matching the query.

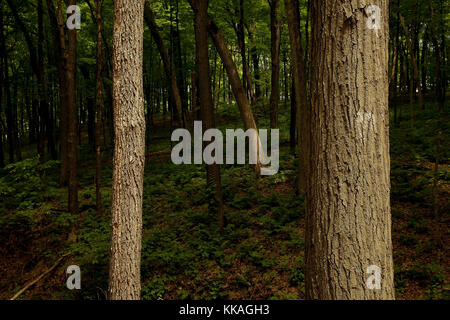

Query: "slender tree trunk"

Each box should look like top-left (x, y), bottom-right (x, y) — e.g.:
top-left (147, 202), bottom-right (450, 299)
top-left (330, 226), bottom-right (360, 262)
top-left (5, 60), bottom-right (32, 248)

top-left (192, 0), bottom-right (225, 232)
top-left (51, 0), bottom-right (69, 184)
top-left (269, 0), bottom-right (281, 129)
top-left (144, 2), bottom-right (185, 128)
top-left (307, 0), bottom-right (395, 300)
top-left (429, 1), bottom-right (445, 113)
top-left (39, 0), bottom-right (57, 161)
top-left (174, 0), bottom-right (187, 117)
top-left (285, 0), bottom-right (308, 192)
top-left (421, 28), bottom-right (427, 94)
top-left (290, 74), bottom-right (296, 153)
top-left (2, 20), bottom-right (14, 164)
top-left (191, 72), bottom-right (198, 115)
top-left (237, 0), bottom-right (257, 105)
top-left (66, 0), bottom-right (78, 219)
top-left (248, 21), bottom-right (261, 99)
top-left (204, 15), bottom-right (258, 133)
top-left (95, 0), bottom-right (103, 215)
top-left (400, 14), bottom-right (424, 110)
top-left (0, 5), bottom-right (4, 168)
top-left (109, 0), bottom-right (146, 300)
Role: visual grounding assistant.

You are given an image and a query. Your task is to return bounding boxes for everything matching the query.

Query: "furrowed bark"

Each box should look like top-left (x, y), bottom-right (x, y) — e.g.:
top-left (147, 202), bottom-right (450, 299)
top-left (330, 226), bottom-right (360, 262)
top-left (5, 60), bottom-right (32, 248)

top-left (109, 0), bottom-right (146, 300)
top-left (307, 0), bottom-right (395, 300)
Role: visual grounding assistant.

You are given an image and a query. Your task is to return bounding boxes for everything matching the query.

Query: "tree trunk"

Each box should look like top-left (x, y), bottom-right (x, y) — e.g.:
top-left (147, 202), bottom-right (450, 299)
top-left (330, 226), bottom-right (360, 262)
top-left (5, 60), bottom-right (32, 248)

top-left (399, 14), bottom-right (424, 110)
top-left (38, 0), bottom-right (57, 161)
top-left (144, 2), bottom-right (185, 128)
top-left (269, 0), bottom-right (281, 129)
top-left (192, 0), bottom-right (225, 232)
top-left (204, 15), bottom-right (258, 133)
top-left (95, 0), bottom-right (103, 215)
top-left (307, 0), bottom-right (395, 300)
top-left (66, 0), bottom-right (78, 218)
top-left (248, 21), bottom-right (261, 99)
top-left (109, 0), bottom-right (146, 300)
top-left (46, 0), bottom-right (69, 182)
top-left (0, 5), bottom-right (4, 168)
top-left (236, 0), bottom-right (257, 105)
top-left (429, 1), bottom-right (445, 113)
top-left (290, 73), bottom-right (296, 153)
top-left (2, 17), bottom-right (14, 164)
top-left (285, 0), bottom-right (308, 192)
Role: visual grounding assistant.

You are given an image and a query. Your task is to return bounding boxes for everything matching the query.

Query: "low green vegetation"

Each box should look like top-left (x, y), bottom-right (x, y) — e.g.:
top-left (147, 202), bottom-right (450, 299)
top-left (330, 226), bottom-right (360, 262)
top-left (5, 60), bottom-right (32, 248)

top-left (0, 102), bottom-right (448, 300)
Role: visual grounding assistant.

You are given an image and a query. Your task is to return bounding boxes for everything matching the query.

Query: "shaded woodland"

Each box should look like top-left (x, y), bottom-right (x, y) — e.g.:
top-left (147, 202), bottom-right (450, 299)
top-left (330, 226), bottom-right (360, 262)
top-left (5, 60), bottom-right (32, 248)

top-left (0, 0), bottom-right (448, 300)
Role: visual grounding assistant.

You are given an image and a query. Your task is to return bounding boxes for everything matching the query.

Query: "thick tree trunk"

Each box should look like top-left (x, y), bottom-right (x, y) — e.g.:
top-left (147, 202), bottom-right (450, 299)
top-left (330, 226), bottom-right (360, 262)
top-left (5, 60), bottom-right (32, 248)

top-left (307, 0), bottom-right (395, 300)
top-left (269, 0), bottom-right (281, 129)
top-left (285, 0), bottom-right (308, 192)
top-left (109, 0), bottom-right (146, 300)
top-left (95, 0), bottom-right (103, 215)
top-left (192, 0), bottom-right (225, 232)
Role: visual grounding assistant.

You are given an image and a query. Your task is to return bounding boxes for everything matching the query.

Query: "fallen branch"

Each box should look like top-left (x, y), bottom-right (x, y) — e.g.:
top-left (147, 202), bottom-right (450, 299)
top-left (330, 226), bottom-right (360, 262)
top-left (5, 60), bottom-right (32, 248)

top-left (10, 252), bottom-right (71, 300)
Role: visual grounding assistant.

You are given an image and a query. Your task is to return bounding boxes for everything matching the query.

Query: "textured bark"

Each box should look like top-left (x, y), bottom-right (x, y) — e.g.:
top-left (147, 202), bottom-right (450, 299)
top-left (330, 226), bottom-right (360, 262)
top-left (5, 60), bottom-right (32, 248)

top-left (192, 0), bottom-right (225, 232)
top-left (307, 0), bottom-right (395, 300)
top-left (285, 0), bottom-right (308, 191)
top-left (269, 0), bottom-right (281, 129)
top-left (95, 0), bottom-right (103, 215)
top-left (66, 0), bottom-right (78, 217)
top-left (144, 1), bottom-right (185, 127)
top-left (109, 0), bottom-right (146, 300)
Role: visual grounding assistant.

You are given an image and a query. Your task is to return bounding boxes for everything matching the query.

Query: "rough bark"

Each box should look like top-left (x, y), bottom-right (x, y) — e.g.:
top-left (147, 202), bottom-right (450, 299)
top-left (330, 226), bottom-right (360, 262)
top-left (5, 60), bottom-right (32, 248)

top-left (109, 0), bottom-right (146, 300)
top-left (307, 0), bottom-right (395, 300)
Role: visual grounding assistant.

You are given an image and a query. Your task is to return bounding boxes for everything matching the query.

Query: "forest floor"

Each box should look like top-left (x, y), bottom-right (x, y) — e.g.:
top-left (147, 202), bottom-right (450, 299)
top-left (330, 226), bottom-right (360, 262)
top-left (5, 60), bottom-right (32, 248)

top-left (0, 101), bottom-right (449, 300)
